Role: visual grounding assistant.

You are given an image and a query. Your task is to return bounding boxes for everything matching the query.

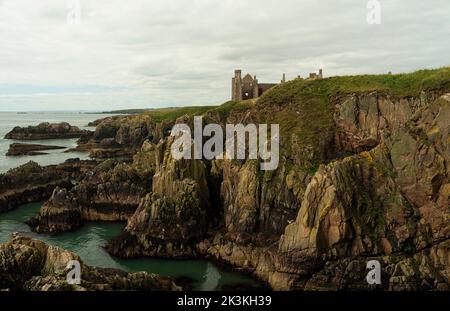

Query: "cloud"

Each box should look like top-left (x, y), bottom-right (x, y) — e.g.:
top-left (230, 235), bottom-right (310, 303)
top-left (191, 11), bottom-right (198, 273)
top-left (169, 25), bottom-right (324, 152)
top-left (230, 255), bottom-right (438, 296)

top-left (0, 0), bottom-right (449, 111)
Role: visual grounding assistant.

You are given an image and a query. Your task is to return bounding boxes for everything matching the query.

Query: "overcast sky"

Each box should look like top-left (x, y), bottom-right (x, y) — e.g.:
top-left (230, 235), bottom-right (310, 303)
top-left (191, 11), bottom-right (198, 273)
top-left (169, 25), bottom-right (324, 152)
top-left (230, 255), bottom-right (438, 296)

top-left (0, 0), bottom-right (449, 111)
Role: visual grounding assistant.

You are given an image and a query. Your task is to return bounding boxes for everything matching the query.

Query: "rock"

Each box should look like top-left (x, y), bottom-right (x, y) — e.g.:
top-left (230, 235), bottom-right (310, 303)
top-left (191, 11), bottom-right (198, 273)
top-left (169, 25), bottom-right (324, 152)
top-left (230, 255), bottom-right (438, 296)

top-left (198, 93), bottom-right (450, 291)
top-left (27, 187), bottom-right (83, 233)
top-left (332, 92), bottom-right (441, 154)
top-left (0, 160), bottom-right (97, 214)
top-left (75, 114), bottom-right (173, 160)
top-left (3, 75), bottom-right (449, 292)
top-left (0, 235), bottom-right (180, 291)
top-left (6, 143), bottom-right (66, 156)
top-left (107, 134), bottom-right (212, 258)
top-left (4, 122), bottom-right (90, 140)
top-left (28, 160), bottom-right (151, 233)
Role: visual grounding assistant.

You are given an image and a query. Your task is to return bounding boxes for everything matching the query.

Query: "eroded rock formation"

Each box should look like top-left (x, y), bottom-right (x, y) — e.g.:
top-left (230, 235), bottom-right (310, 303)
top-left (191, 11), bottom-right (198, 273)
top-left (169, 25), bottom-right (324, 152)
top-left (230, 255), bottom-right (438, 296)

top-left (6, 143), bottom-right (66, 156)
top-left (5, 122), bottom-right (90, 140)
top-left (0, 234), bottom-right (180, 291)
top-left (29, 160), bottom-right (152, 233)
top-left (6, 69), bottom-right (449, 291)
top-left (203, 94), bottom-right (450, 291)
top-left (107, 134), bottom-right (213, 258)
top-left (0, 160), bottom-right (97, 213)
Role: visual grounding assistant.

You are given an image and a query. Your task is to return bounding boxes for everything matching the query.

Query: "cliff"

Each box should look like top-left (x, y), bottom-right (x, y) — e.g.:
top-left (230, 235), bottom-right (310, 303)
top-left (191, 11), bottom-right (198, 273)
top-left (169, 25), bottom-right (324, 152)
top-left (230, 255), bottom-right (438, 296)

top-left (0, 160), bottom-right (98, 214)
top-left (11, 67), bottom-right (450, 291)
top-left (28, 159), bottom-right (153, 233)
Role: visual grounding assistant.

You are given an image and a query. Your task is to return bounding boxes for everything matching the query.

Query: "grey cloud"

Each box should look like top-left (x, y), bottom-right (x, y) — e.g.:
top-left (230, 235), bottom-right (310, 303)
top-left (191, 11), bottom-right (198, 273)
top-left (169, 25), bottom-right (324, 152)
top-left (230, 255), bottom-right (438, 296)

top-left (0, 0), bottom-right (449, 111)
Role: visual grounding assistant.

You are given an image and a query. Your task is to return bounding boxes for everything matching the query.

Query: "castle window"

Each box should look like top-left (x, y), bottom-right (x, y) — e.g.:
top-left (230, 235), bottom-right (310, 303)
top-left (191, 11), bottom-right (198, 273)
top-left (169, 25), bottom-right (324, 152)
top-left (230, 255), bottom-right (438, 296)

top-left (245, 92), bottom-right (249, 97)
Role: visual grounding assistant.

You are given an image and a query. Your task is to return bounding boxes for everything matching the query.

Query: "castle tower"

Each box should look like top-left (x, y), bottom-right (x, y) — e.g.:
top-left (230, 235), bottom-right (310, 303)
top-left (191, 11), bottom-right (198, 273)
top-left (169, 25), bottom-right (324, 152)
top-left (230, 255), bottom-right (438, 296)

top-left (232, 69), bottom-right (243, 101)
top-left (281, 73), bottom-right (286, 83)
top-left (253, 75), bottom-right (259, 99)
top-left (319, 69), bottom-right (323, 79)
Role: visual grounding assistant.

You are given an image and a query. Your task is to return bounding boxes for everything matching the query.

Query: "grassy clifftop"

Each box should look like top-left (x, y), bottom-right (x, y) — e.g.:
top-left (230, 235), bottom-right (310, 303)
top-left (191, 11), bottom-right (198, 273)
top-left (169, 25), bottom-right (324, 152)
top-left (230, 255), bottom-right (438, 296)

top-left (259, 66), bottom-right (450, 105)
top-left (255, 66), bottom-right (450, 168)
top-left (119, 66), bottom-right (449, 172)
top-left (134, 66), bottom-right (450, 123)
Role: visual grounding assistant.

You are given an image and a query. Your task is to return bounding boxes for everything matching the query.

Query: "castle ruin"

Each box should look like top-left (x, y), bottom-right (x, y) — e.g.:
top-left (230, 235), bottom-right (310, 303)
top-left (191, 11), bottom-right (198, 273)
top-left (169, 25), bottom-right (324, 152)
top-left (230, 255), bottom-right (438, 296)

top-left (231, 69), bottom-right (323, 101)
top-left (231, 70), bottom-right (278, 101)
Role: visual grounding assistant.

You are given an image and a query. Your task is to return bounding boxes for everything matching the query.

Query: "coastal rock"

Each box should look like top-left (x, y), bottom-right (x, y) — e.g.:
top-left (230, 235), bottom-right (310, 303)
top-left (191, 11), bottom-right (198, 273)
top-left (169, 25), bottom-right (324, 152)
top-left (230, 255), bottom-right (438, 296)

top-left (6, 143), bottom-right (66, 156)
top-left (0, 160), bottom-right (97, 214)
top-left (4, 122), bottom-right (90, 140)
top-left (29, 160), bottom-right (152, 233)
top-left (4, 71), bottom-right (449, 292)
top-left (204, 94), bottom-right (450, 291)
top-left (0, 235), bottom-right (180, 291)
top-left (107, 135), bottom-right (212, 258)
top-left (27, 187), bottom-right (82, 233)
top-left (75, 114), bottom-right (173, 160)
top-left (332, 91), bottom-right (440, 154)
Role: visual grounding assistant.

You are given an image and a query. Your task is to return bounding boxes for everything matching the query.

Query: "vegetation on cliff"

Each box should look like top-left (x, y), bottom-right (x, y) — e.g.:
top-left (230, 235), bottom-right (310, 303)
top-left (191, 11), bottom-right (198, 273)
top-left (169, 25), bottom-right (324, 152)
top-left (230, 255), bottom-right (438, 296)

top-left (3, 66), bottom-right (449, 291)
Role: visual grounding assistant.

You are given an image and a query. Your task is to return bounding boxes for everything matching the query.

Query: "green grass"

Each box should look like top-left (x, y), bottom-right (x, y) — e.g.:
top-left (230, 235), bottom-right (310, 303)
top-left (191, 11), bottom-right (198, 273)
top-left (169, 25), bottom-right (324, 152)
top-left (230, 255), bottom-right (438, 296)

top-left (210, 100), bottom-right (256, 120)
top-left (260, 67), bottom-right (450, 105)
top-left (144, 106), bottom-right (217, 122)
top-left (254, 66), bottom-right (450, 172)
top-left (110, 67), bottom-right (450, 175)
top-left (262, 67), bottom-right (450, 103)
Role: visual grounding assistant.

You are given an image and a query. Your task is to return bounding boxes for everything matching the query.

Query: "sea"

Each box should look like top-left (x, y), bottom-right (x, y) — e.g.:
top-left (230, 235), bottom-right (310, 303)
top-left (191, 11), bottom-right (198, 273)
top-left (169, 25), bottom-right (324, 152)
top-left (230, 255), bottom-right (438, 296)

top-left (0, 111), bottom-right (117, 173)
top-left (0, 111), bottom-right (258, 290)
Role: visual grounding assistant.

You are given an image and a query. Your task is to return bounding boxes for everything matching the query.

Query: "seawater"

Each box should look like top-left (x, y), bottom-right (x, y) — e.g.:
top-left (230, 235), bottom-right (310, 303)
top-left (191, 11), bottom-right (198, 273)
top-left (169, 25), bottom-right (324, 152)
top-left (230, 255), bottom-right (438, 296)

top-left (0, 202), bottom-right (258, 291)
top-left (0, 112), bottom-right (116, 173)
top-left (0, 112), bottom-right (258, 291)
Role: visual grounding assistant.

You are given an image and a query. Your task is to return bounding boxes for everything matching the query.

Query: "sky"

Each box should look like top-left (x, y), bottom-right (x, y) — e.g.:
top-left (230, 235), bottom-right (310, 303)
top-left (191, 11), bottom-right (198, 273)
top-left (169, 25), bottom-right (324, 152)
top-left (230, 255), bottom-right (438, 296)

top-left (0, 0), bottom-right (449, 111)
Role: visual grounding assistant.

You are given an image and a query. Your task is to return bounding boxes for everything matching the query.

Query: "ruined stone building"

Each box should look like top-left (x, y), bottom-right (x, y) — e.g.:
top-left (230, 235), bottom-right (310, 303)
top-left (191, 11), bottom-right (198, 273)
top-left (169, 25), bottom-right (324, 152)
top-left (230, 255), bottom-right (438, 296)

top-left (231, 70), bottom-right (278, 101)
top-left (308, 69), bottom-right (323, 80)
top-left (231, 69), bottom-right (323, 101)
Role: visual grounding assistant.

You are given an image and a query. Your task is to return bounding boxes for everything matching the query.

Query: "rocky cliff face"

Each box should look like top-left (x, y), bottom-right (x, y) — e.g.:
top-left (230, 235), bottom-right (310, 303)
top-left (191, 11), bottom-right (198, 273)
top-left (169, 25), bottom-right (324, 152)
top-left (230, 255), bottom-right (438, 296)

top-left (0, 160), bottom-right (97, 214)
top-left (96, 72), bottom-right (449, 290)
top-left (203, 93), bottom-right (450, 291)
top-left (29, 159), bottom-right (152, 233)
top-left (8, 69), bottom-right (448, 291)
top-left (74, 114), bottom-right (173, 160)
top-left (107, 133), bottom-right (213, 258)
top-left (0, 235), bottom-right (180, 291)
top-left (333, 91), bottom-right (442, 154)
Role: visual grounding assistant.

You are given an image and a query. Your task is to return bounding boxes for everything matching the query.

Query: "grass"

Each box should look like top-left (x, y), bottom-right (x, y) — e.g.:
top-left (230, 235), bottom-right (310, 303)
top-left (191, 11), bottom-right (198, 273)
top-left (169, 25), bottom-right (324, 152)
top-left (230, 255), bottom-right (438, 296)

top-left (107, 67), bottom-right (450, 175)
top-left (210, 100), bottom-right (256, 120)
top-left (259, 66), bottom-right (450, 106)
top-left (143, 106), bottom-right (217, 122)
top-left (254, 66), bottom-right (450, 172)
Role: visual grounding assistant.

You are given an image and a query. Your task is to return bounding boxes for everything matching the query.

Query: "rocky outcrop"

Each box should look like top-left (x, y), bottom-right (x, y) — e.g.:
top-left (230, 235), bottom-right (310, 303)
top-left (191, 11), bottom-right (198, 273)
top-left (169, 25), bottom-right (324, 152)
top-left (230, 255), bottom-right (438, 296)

top-left (200, 94), bottom-right (450, 291)
top-left (5, 69), bottom-right (448, 291)
top-left (27, 187), bottom-right (83, 233)
top-left (6, 143), bottom-right (66, 156)
top-left (332, 91), bottom-right (442, 154)
top-left (0, 160), bottom-right (97, 213)
top-left (107, 131), bottom-right (213, 258)
top-left (0, 235), bottom-right (180, 291)
top-left (29, 160), bottom-right (152, 233)
top-left (73, 114), bottom-right (173, 160)
top-left (5, 122), bottom-right (90, 140)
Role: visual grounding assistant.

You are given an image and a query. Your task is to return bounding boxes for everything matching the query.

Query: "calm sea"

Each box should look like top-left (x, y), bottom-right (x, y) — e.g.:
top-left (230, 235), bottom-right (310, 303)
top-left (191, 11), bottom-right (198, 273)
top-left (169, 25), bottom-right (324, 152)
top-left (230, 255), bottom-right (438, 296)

top-left (0, 112), bottom-right (116, 173)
